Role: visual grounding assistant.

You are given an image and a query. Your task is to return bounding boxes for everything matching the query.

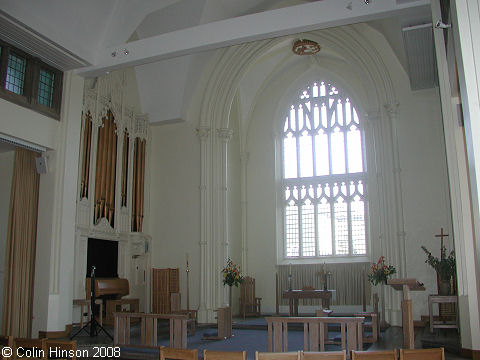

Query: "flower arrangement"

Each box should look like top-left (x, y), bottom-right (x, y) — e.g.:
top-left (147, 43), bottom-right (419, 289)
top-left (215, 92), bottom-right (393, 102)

top-left (222, 258), bottom-right (244, 287)
top-left (421, 245), bottom-right (455, 281)
top-left (368, 256), bottom-right (397, 285)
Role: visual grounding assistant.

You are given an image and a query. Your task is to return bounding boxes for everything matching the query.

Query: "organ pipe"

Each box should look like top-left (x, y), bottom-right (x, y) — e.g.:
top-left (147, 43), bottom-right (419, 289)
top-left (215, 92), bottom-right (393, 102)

top-left (132, 138), bottom-right (146, 232)
top-left (80, 111), bottom-right (92, 199)
top-left (94, 110), bottom-right (117, 227)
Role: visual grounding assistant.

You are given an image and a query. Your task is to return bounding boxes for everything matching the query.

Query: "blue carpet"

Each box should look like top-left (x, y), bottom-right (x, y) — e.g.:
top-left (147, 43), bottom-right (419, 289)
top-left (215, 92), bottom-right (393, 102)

top-left (119, 324), bottom-right (371, 360)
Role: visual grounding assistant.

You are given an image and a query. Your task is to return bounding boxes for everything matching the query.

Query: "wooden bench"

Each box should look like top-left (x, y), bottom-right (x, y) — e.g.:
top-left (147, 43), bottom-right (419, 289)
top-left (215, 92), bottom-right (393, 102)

top-left (266, 317), bottom-right (364, 359)
top-left (113, 312), bottom-right (188, 349)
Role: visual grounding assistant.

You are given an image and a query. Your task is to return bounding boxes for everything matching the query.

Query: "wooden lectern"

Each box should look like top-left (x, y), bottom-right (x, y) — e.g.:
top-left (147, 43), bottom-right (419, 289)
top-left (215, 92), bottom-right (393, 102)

top-left (387, 278), bottom-right (425, 349)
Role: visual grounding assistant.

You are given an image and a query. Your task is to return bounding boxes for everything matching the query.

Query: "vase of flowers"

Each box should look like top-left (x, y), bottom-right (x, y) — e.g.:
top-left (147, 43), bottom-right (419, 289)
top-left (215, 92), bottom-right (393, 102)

top-left (368, 256), bottom-right (397, 285)
top-left (368, 256), bottom-right (396, 327)
top-left (421, 245), bottom-right (455, 295)
top-left (222, 258), bottom-right (244, 309)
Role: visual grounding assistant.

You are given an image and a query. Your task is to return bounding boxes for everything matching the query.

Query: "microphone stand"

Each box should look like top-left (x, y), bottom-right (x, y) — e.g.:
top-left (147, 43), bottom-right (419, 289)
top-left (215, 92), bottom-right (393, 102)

top-left (71, 265), bottom-right (113, 340)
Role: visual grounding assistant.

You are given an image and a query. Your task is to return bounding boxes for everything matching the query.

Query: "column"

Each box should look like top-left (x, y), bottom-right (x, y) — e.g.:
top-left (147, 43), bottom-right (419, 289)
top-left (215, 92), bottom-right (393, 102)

top-left (384, 103), bottom-right (407, 279)
top-left (451, 0), bottom-right (480, 351)
top-left (240, 151), bottom-right (249, 274)
top-left (217, 128), bottom-right (233, 307)
top-left (197, 126), bottom-right (211, 323)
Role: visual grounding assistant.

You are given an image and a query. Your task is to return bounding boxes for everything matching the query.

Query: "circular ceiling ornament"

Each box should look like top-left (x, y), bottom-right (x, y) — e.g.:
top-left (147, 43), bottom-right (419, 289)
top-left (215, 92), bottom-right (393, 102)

top-left (292, 39), bottom-right (321, 55)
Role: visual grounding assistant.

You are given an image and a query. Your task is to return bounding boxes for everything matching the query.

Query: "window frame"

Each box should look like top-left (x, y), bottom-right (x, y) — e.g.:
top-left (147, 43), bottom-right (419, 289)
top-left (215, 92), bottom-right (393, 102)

top-left (277, 79), bottom-right (370, 264)
top-left (0, 40), bottom-right (63, 120)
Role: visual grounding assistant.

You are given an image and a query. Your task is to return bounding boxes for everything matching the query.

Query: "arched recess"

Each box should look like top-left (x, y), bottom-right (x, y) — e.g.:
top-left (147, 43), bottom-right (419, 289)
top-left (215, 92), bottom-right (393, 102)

top-left (195, 23), bottom-right (406, 324)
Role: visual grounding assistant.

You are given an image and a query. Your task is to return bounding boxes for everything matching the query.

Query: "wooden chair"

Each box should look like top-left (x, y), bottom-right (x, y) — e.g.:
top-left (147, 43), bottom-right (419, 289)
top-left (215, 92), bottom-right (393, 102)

top-left (1, 336), bottom-right (13, 360)
top-left (13, 338), bottom-right (47, 359)
top-left (170, 293), bottom-right (197, 335)
top-left (399, 348), bottom-right (444, 360)
top-left (302, 351), bottom-right (346, 360)
top-left (352, 350), bottom-right (396, 360)
top-left (45, 340), bottom-right (77, 360)
top-left (203, 350), bottom-right (246, 360)
top-left (239, 276), bottom-right (262, 319)
top-left (354, 293), bottom-right (379, 343)
top-left (160, 347), bottom-right (198, 360)
top-left (255, 351), bottom-right (301, 360)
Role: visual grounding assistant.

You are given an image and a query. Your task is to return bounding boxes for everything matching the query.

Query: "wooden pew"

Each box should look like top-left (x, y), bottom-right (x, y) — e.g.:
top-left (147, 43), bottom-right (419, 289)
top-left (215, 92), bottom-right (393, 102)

top-left (266, 317), bottom-right (364, 359)
top-left (114, 312), bottom-right (188, 349)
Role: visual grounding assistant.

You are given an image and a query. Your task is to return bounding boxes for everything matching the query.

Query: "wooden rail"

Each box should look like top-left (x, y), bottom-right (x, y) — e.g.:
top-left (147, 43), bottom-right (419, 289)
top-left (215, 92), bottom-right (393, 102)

top-left (266, 317), bottom-right (364, 358)
top-left (114, 312), bottom-right (188, 349)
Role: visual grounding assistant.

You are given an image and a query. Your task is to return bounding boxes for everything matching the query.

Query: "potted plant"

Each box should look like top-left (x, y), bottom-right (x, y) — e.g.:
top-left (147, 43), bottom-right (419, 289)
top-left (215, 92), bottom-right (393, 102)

top-left (421, 245), bottom-right (456, 295)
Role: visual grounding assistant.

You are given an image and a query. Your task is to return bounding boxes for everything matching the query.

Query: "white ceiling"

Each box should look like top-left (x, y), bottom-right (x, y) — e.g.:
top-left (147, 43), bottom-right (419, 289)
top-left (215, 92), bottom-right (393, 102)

top-left (0, 0), bottom-right (433, 123)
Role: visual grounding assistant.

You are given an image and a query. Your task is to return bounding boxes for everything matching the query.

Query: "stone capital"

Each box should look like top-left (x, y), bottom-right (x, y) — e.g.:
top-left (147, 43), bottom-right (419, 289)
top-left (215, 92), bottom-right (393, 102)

top-left (216, 128), bottom-right (234, 143)
top-left (196, 126), bottom-right (211, 141)
top-left (384, 103), bottom-right (400, 119)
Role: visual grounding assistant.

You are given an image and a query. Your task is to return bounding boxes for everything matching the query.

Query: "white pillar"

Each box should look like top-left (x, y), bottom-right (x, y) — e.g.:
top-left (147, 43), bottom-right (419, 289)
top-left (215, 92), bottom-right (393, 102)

top-left (450, 0), bottom-right (480, 351)
top-left (366, 106), bottom-right (404, 326)
top-left (33, 72), bottom-right (84, 335)
top-left (240, 151), bottom-right (249, 274)
top-left (196, 126), bottom-right (212, 323)
top-left (216, 128), bottom-right (233, 307)
top-left (384, 103), bottom-right (407, 279)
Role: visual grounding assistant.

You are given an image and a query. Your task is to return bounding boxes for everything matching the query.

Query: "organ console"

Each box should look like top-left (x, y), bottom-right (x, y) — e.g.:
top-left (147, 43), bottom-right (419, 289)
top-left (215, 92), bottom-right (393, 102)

top-left (86, 277), bottom-right (139, 325)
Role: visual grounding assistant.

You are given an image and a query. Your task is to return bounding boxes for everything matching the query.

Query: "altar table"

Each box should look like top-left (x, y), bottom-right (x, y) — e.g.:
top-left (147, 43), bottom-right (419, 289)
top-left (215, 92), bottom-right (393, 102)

top-left (283, 289), bottom-right (332, 316)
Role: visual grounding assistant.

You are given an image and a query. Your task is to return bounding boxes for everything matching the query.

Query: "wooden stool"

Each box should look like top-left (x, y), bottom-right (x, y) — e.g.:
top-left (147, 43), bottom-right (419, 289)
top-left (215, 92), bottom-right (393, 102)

top-left (73, 299), bottom-right (103, 327)
top-left (428, 295), bottom-right (458, 333)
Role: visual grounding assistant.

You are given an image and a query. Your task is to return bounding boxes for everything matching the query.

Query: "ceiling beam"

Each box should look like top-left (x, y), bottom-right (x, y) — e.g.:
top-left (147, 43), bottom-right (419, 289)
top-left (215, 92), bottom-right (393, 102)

top-left (77, 0), bottom-right (430, 77)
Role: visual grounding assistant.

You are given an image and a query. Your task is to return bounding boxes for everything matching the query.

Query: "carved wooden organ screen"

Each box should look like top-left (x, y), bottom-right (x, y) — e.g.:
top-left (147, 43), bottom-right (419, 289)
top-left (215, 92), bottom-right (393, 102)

top-left (78, 107), bottom-right (147, 233)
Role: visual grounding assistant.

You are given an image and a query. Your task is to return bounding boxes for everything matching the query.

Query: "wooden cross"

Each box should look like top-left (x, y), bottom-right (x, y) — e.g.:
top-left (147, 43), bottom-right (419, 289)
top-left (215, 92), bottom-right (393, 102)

top-left (435, 227), bottom-right (449, 249)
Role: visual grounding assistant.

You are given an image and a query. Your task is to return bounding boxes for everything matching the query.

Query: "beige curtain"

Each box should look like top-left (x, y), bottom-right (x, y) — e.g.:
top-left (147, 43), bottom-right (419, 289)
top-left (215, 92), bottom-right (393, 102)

top-left (2, 148), bottom-right (40, 337)
top-left (277, 262), bottom-right (371, 306)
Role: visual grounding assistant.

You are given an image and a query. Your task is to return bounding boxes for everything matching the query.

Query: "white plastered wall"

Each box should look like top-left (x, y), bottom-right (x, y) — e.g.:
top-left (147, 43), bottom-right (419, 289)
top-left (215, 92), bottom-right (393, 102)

top-left (148, 121), bottom-right (202, 311)
top-left (146, 22), bottom-right (453, 325)
top-left (239, 26), bottom-right (449, 322)
top-left (0, 72), bottom-right (84, 335)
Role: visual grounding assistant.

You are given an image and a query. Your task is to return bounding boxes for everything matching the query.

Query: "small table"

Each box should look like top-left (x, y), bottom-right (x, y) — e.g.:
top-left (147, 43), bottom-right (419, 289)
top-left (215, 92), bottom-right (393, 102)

top-left (428, 295), bottom-right (458, 333)
top-left (387, 278), bottom-right (425, 349)
top-left (283, 290), bottom-right (332, 316)
top-left (73, 299), bottom-right (103, 327)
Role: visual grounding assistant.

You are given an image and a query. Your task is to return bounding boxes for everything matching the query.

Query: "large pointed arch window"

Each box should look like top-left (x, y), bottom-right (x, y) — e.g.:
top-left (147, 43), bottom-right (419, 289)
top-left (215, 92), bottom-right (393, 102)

top-left (282, 81), bottom-right (367, 258)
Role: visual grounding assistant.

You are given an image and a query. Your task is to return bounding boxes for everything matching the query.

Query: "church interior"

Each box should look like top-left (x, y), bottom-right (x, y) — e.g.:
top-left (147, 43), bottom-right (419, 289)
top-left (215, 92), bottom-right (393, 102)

top-left (0, 0), bottom-right (479, 359)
